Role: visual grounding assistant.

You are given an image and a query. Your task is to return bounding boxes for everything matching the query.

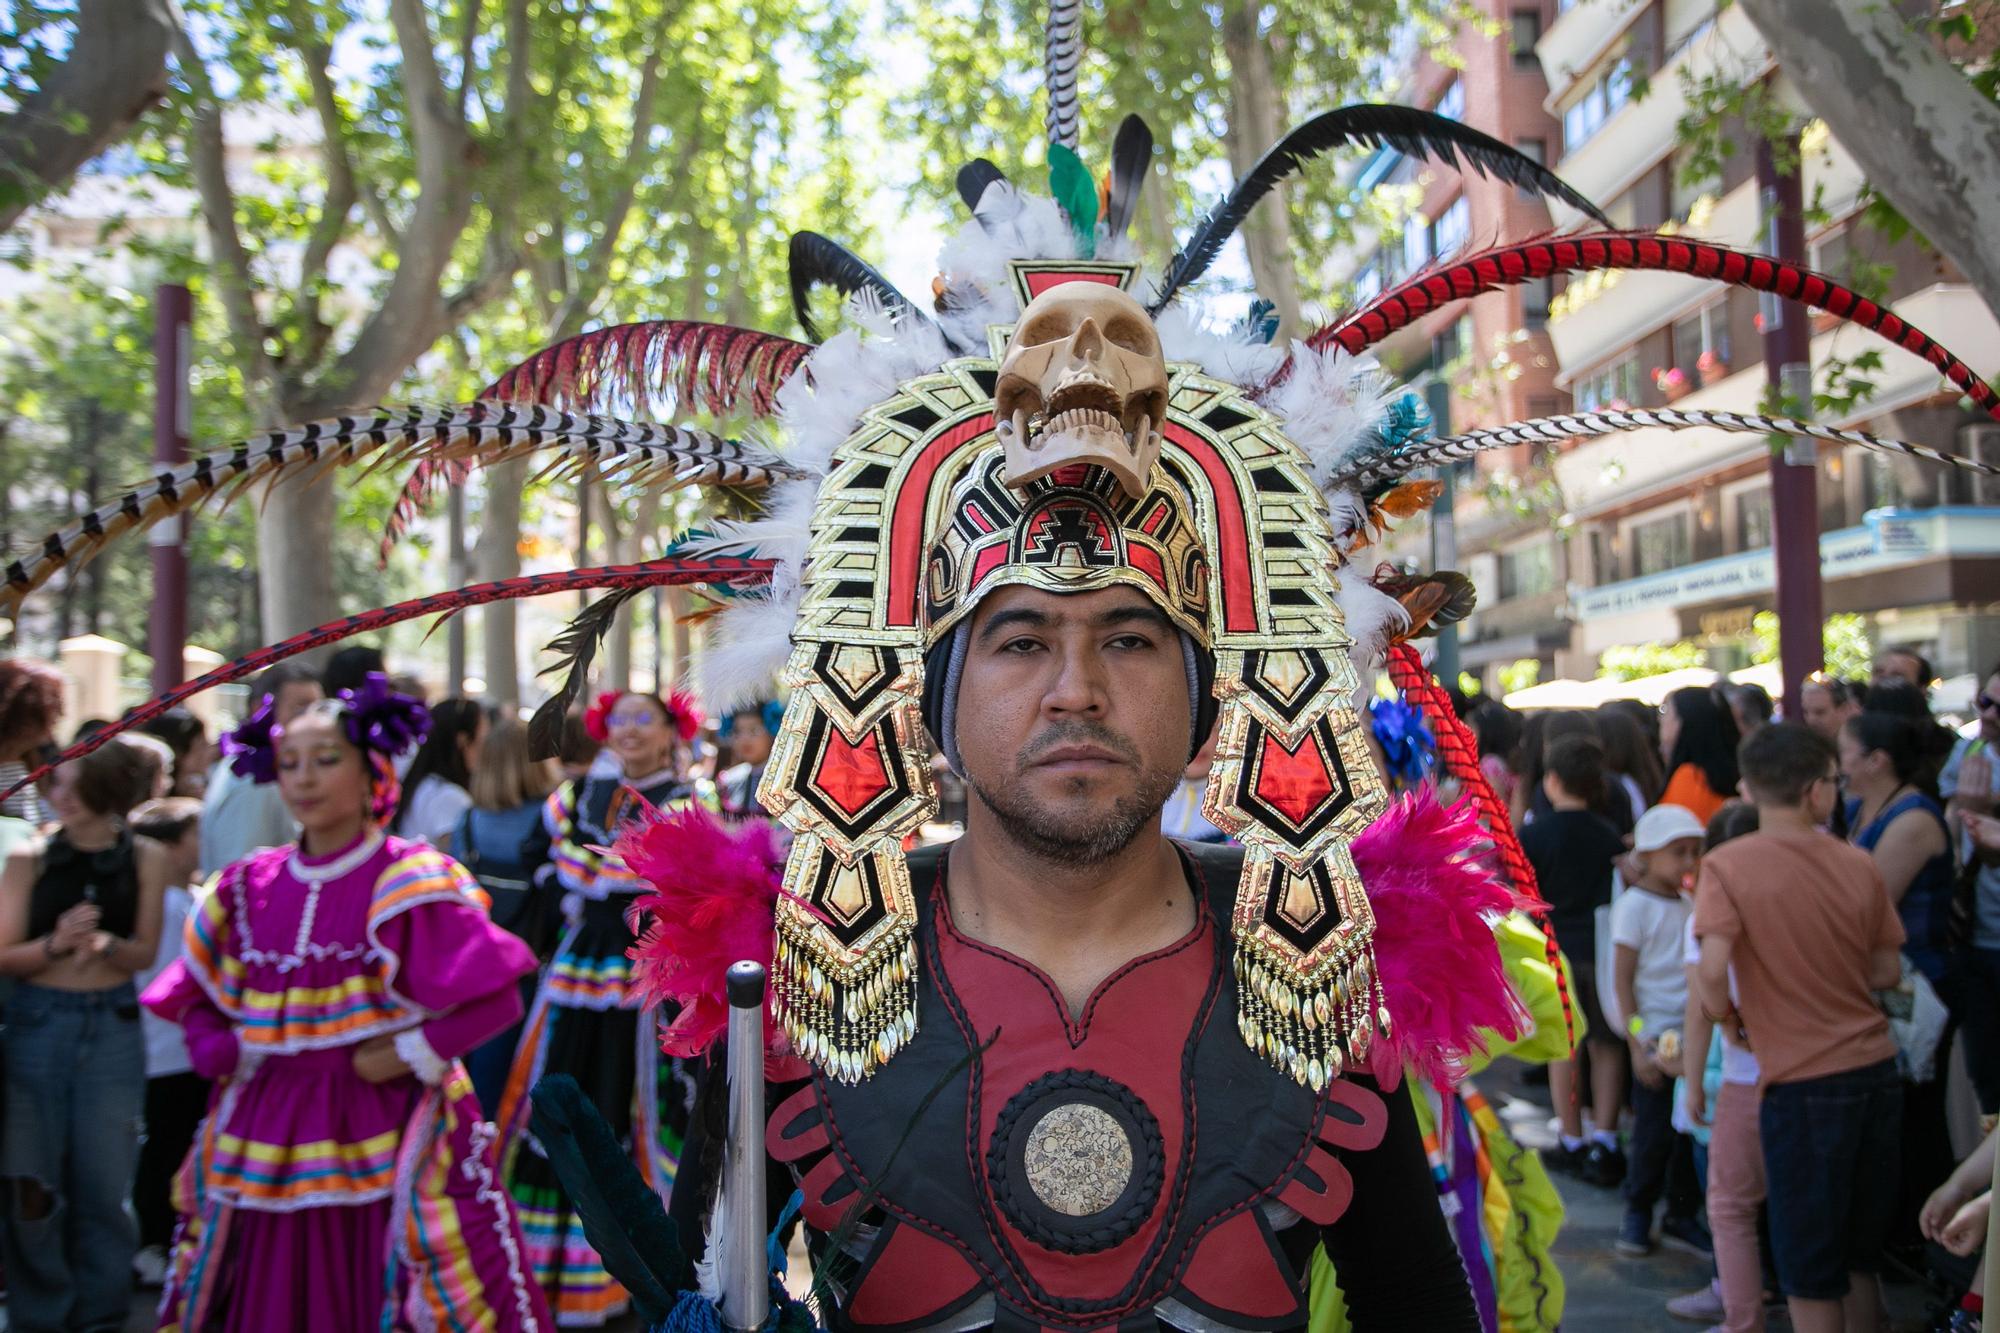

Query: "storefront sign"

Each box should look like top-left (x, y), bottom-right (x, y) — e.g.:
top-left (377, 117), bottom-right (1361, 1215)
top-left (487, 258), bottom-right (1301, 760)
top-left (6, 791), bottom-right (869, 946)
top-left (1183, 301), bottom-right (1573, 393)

top-left (1572, 507), bottom-right (2000, 621)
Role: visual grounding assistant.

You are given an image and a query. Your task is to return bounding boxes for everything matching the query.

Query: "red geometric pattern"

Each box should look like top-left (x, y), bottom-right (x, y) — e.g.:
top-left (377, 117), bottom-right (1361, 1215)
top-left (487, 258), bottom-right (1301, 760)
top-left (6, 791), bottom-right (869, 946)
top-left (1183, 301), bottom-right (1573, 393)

top-left (1254, 730), bottom-right (1337, 827)
top-left (812, 727), bottom-right (893, 818)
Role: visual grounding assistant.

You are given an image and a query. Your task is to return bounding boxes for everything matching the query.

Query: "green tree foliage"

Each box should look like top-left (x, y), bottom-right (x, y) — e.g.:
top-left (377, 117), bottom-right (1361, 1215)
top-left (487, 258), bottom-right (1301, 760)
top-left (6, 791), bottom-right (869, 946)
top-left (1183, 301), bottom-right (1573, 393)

top-left (4, 0), bottom-right (872, 660)
top-left (1751, 610), bottom-right (1871, 679)
top-left (1598, 639), bottom-right (1707, 681)
top-left (881, 0), bottom-right (1473, 321)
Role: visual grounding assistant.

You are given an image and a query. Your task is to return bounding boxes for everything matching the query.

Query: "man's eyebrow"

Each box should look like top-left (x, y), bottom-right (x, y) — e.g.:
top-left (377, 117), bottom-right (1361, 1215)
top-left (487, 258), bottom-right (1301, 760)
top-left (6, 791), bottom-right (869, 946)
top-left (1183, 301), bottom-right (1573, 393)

top-left (1093, 604), bottom-right (1174, 633)
top-left (975, 606), bottom-right (1054, 645)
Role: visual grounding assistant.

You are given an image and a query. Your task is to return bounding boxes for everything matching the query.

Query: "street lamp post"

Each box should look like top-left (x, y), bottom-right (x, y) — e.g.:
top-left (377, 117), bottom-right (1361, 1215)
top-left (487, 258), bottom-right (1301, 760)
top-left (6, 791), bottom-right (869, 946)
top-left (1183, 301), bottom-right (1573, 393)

top-left (150, 284), bottom-right (192, 696)
top-left (1757, 132), bottom-right (1825, 720)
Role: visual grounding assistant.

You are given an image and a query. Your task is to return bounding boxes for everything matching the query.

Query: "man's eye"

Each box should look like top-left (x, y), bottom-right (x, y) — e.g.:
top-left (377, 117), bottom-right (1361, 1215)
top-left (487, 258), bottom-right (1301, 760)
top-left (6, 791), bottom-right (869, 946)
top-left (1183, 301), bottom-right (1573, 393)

top-left (1000, 638), bottom-right (1044, 654)
top-left (1107, 634), bottom-right (1154, 651)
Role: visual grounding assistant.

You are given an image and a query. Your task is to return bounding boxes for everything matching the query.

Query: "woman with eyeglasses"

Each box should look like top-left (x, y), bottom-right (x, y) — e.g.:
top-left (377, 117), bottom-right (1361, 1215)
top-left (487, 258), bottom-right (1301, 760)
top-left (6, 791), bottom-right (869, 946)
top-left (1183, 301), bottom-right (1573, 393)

top-left (497, 688), bottom-right (715, 1328)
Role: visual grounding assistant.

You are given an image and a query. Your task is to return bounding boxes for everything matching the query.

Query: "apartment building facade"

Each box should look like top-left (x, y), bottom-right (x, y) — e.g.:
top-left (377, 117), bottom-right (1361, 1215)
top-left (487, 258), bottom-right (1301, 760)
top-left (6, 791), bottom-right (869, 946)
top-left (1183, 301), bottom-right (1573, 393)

top-left (1329, 0), bottom-right (1581, 685)
top-left (1528, 0), bottom-right (2000, 686)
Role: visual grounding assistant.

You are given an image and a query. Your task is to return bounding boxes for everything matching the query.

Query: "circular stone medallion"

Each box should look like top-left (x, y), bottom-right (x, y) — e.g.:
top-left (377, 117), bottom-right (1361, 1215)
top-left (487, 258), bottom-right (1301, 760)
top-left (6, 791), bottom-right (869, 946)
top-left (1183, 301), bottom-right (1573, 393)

top-left (1022, 1102), bottom-right (1133, 1216)
top-left (987, 1069), bottom-right (1164, 1254)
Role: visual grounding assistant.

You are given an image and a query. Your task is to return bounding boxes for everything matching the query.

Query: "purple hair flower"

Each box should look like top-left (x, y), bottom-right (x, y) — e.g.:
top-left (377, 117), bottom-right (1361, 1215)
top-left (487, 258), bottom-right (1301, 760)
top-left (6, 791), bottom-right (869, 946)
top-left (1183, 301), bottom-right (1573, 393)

top-left (221, 695), bottom-right (282, 784)
top-left (337, 672), bottom-right (431, 761)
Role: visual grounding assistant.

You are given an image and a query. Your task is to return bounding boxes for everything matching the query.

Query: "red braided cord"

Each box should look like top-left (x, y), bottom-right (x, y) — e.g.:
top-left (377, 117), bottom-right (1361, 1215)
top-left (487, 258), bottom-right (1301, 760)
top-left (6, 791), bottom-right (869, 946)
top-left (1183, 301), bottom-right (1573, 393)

top-left (1386, 643), bottom-right (1575, 1050)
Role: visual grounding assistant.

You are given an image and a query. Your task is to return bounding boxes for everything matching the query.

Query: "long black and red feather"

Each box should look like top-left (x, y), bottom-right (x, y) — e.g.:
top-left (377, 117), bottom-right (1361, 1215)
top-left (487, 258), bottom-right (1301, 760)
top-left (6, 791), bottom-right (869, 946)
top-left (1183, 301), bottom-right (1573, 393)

top-left (1, 556), bottom-right (775, 805)
top-left (1305, 233), bottom-right (2000, 423)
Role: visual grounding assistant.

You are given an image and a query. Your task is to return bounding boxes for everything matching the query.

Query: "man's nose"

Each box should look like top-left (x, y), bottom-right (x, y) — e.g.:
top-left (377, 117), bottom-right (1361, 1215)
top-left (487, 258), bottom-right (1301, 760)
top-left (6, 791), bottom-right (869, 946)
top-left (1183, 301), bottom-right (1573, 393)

top-left (1043, 645), bottom-right (1110, 715)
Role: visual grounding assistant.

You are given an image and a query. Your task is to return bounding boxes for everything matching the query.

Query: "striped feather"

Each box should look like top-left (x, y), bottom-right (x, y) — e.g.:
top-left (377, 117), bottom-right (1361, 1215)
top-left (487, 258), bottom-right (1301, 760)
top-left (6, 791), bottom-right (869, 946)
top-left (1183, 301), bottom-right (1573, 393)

top-left (3, 404), bottom-right (800, 613)
top-left (1044, 0), bottom-right (1082, 149)
top-left (1303, 232), bottom-right (2000, 423)
top-left (0, 555), bottom-right (777, 806)
top-left (1333, 407), bottom-right (2000, 492)
top-left (374, 322), bottom-right (812, 565)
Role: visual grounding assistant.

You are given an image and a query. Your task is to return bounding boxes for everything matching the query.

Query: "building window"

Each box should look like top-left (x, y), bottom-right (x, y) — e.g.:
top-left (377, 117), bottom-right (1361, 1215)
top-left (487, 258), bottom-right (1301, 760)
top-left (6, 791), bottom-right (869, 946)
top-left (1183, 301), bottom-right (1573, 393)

top-left (1432, 195), bottom-right (1471, 257)
top-left (1574, 355), bottom-right (1641, 412)
top-left (1432, 314), bottom-right (1472, 368)
top-left (1671, 304), bottom-right (1731, 378)
top-left (1435, 78), bottom-right (1465, 121)
top-left (1499, 541), bottom-right (1557, 600)
top-left (1352, 258), bottom-right (1383, 306)
top-left (1632, 512), bottom-right (1690, 576)
top-left (1734, 486), bottom-right (1772, 550)
top-left (1562, 56), bottom-right (1633, 151)
top-left (1523, 274), bottom-right (1554, 327)
top-left (1513, 10), bottom-right (1543, 68)
top-left (1403, 211), bottom-right (1433, 274)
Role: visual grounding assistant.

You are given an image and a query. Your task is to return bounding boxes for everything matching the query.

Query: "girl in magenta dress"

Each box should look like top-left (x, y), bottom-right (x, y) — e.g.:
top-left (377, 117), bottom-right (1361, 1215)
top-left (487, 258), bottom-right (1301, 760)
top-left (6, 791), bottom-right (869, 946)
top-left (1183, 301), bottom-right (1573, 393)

top-left (143, 676), bottom-right (552, 1332)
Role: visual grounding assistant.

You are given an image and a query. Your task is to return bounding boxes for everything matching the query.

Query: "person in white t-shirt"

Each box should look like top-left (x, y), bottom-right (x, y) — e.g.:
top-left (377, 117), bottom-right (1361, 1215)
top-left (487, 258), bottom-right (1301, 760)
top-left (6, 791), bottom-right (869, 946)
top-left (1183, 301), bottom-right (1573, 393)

top-left (128, 798), bottom-right (208, 1288)
top-left (390, 698), bottom-right (488, 851)
top-left (1612, 802), bottom-right (1707, 1259)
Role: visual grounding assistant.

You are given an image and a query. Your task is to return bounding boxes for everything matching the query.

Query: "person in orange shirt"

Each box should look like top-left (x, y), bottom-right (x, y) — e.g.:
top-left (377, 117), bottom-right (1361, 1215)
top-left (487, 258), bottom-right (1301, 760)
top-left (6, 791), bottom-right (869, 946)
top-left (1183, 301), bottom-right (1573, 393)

top-left (1660, 686), bottom-right (1742, 824)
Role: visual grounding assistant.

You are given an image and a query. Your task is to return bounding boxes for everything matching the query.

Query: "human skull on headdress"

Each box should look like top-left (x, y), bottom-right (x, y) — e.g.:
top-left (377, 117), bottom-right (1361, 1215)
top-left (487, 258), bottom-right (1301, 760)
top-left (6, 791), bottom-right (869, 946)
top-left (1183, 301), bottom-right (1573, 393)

top-left (995, 281), bottom-right (1169, 498)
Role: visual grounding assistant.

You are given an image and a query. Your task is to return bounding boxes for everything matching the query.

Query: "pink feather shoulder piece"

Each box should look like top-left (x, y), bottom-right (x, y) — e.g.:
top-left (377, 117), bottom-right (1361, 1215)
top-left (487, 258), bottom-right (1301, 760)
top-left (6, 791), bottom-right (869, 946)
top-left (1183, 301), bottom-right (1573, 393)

top-left (1351, 785), bottom-right (1531, 1090)
top-left (616, 802), bottom-right (788, 1059)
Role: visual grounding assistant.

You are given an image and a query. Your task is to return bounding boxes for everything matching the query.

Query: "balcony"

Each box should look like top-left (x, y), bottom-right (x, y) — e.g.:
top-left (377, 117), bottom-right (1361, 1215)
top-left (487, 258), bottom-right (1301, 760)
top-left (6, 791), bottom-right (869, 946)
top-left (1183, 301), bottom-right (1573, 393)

top-left (1554, 283), bottom-right (2000, 516)
top-left (1547, 3), bottom-right (1769, 223)
top-left (1538, 0), bottom-right (1649, 105)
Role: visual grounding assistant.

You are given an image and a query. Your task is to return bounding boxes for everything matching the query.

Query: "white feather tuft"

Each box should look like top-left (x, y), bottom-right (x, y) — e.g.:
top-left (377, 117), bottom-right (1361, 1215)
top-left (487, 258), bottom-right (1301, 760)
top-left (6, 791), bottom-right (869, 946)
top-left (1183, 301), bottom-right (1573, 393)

top-left (1335, 574), bottom-right (1410, 677)
top-left (1261, 342), bottom-right (1394, 494)
top-left (1154, 305), bottom-right (1288, 386)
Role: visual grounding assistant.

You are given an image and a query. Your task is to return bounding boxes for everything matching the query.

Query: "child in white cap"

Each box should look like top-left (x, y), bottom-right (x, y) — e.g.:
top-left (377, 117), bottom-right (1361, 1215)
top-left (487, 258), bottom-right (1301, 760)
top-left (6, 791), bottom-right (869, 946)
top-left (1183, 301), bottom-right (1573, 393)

top-left (1613, 802), bottom-right (1709, 1258)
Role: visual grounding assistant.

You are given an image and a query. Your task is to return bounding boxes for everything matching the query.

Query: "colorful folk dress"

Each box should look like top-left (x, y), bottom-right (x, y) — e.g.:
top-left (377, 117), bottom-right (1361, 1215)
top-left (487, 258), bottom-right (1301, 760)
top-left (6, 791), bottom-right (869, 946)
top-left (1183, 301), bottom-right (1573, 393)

top-left (496, 763), bottom-right (714, 1326)
top-left (142, 831), bottom-right (550, 1333)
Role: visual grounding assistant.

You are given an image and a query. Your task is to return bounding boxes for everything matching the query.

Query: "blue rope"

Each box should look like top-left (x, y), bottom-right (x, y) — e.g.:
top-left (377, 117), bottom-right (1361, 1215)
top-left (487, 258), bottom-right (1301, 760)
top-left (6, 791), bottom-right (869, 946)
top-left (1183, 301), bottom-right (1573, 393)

top-left (652, 1192), bottom-right (816, 1333)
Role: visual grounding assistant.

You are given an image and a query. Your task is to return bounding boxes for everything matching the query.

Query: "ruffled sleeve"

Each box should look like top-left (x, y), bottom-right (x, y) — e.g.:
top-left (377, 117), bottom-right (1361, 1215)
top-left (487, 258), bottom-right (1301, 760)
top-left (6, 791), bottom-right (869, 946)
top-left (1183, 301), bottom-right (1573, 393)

top-left (368, 842), bottom-right (538, 1061)
top-left (142, 862), bottom-right (251, 1079)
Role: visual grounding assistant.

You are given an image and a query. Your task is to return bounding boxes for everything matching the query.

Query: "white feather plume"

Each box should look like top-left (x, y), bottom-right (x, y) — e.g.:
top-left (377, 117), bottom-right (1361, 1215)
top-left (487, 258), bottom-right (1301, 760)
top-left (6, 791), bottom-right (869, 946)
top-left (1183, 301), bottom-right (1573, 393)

top-left (1154, 305), bottom-right (1288, 386)
top-left (1260, 342), bottom-right (1393, 495)
top-left (1335, 574), bottom-right (1410, 676)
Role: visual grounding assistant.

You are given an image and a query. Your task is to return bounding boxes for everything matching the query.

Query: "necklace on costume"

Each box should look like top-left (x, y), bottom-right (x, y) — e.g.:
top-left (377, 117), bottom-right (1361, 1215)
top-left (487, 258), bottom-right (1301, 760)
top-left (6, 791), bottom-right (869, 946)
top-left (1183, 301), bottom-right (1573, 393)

top-left (286, 828), bottom-right (385, 959)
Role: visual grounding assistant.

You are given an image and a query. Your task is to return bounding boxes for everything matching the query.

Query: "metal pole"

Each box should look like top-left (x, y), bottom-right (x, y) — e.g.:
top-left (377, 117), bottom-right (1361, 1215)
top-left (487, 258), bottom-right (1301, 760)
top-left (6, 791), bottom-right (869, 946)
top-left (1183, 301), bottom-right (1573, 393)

top-left (446, 486), bottom-right (468, 693)
top-left (1423, 377), bottom-right (1460, 687)
top-left (150, 285), bottom-right (193, 695)
top-left (721, 960), bottom-right (770, 1332)
top-left (1756, 133), bottom-right (1824, 720)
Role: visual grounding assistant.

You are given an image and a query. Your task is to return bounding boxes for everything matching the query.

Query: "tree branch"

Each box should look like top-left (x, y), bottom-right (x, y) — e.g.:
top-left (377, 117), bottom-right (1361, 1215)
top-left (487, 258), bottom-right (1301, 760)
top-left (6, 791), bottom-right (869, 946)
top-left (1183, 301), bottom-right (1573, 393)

top-left (385, 0), bottom-right (467, 198)
top-left (284, 6), bottom-right (358, 366)
top-left (0, 0), bottom-right (172, 232)
top-left (548, 17), bottom-right (676, 338)
top-left (454, 0), bottom-right (484, 122)
top-left (165, 13), bottom-right (280, 405)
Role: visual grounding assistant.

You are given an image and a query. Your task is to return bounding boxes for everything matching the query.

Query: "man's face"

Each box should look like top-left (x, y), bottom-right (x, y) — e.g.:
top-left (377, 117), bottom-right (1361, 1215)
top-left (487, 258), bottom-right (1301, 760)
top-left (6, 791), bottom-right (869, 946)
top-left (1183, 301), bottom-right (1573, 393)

top-left (1872, 651), bottom-right (1923, 688)
top-left (1800, 683), bottom-right (1849, 740)
top-left (953, 584), bottom-right (1191, 865)
top-left (274, 680), bottom-right (324, 727)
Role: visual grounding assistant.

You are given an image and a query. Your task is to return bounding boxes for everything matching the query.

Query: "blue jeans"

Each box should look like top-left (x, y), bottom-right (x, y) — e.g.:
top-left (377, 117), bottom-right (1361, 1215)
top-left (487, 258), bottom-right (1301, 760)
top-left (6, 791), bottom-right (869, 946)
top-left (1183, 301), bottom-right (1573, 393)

top-left (1760, 1057), bottom-right (1901, 1301)
top-left (1957, 946), bottom-right (2000, 1114)
top-left (1, 983), bottom-right (145, 1333)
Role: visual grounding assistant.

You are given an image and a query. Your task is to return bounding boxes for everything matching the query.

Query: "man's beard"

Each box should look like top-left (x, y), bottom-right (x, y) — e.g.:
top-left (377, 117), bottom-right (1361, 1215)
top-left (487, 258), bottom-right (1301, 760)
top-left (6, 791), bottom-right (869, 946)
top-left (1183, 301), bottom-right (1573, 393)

top-left (965, 721), bottom-right (1184, 866)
